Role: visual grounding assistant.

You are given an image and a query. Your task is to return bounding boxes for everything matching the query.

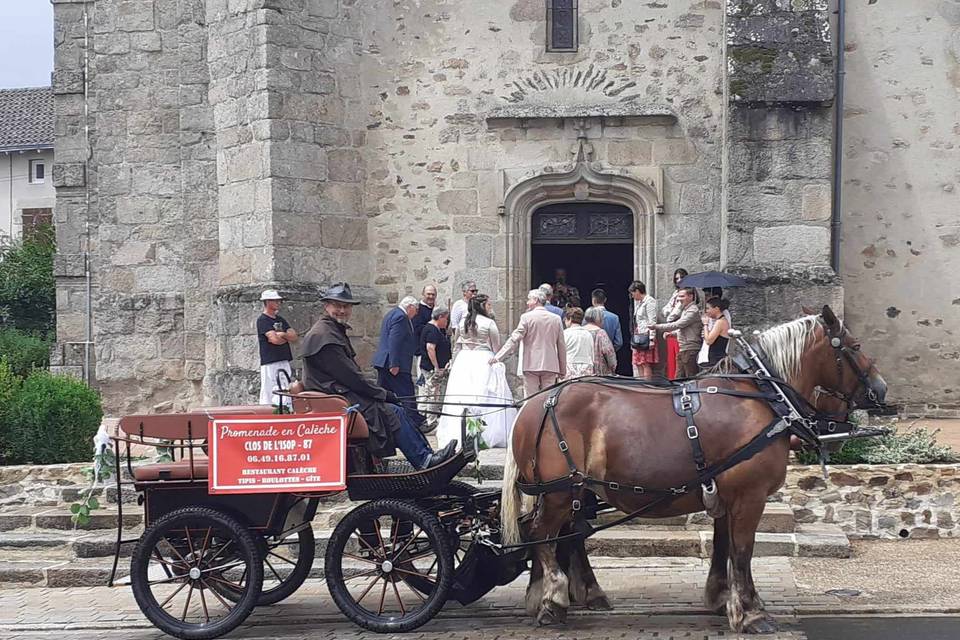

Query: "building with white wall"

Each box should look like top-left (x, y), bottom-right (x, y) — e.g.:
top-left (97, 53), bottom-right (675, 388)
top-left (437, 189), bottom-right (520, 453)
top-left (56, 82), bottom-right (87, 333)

top-left (0, 87), bottom-right (54, 245)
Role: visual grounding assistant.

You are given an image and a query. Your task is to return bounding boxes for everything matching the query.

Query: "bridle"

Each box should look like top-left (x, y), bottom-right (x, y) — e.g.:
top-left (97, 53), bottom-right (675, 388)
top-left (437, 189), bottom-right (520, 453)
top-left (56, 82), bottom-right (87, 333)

top-left (815, 318), bottom-right (883, 413)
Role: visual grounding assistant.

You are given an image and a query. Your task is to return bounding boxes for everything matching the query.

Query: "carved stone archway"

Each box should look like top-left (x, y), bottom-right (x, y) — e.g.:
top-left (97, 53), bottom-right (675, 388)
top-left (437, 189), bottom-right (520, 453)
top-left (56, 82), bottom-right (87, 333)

top-left (499, 161), bottom-right (664, 329)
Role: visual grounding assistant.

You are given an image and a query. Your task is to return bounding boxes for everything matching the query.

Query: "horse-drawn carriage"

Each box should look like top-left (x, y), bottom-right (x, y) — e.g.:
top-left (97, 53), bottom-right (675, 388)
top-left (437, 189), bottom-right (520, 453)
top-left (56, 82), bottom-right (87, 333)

top-left (108, 307), bottom-right (888, 639)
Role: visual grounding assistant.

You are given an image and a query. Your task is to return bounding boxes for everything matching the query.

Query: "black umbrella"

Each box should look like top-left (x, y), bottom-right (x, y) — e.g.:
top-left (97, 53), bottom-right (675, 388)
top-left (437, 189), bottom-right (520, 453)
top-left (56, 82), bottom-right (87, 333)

top-left (678, 271), bottom-right (748, 289)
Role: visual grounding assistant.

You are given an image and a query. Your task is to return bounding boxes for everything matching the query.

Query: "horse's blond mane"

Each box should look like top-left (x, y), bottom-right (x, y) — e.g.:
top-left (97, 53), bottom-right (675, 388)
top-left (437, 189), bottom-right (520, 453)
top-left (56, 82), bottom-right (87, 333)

top-left (753, 315), bottom-right (820, 385)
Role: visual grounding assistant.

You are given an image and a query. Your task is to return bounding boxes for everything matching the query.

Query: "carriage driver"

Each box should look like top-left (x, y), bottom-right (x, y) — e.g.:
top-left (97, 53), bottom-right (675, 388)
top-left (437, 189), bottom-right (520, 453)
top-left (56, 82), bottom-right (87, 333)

top-left (300, 282), bottom-right (458, 470)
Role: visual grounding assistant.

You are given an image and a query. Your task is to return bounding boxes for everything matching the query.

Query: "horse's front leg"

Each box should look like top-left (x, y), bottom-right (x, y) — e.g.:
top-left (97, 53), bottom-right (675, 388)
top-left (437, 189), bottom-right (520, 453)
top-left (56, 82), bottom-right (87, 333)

top-left (726, 497), bottom-right (778, 635)
top-left (705, 513), bottom-right (730, 613)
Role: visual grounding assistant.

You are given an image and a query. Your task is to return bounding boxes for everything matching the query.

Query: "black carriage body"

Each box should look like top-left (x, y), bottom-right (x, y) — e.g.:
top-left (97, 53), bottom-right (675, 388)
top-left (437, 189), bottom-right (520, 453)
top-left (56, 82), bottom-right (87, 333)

top-left (138, 481), bottom-right (316, 534)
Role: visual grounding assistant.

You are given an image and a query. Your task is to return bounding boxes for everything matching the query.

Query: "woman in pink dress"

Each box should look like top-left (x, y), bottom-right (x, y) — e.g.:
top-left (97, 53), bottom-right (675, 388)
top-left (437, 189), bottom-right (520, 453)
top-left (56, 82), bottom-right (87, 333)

top-left (629, 280), bottom-right (658, 379)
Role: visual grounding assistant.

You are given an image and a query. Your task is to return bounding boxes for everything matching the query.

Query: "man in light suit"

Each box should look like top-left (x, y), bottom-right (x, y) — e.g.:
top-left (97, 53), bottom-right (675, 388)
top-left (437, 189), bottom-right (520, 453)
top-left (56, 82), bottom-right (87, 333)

top-left (490, 289), bottom-right (567, 398)
top-left (372, 296), bottom-right (423, 424)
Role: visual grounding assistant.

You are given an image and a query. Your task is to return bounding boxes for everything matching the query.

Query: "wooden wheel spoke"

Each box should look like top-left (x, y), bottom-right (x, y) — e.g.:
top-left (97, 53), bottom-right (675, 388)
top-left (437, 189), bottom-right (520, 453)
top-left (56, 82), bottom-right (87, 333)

top-left (180, 584), bottom-right (194, 621)
top-left (266, 551), bottom-right (296, 566)
top-left (391, 578), bottom-right (406, 616)
top-left (184, 527), bottom-right (197, 563)
top-left (377, 576), bottom-right (388, 615)
top-left (354, 529), bottom-right (382, 558)
top-left (264, 557), bottom-right (284, 583)
top-left (373, 517), bottom-right (387, 557)
top-left (354, 574), bottom-right (381, 604)
top-left (392, 525), bottom-right (423, 561)
top-left (197, 527), bottom-right (212, 563)
top-left (201, 578), bottom-right (234, 611)
top-left (205, 574), bottom-right (245, 592)
top-left (392, 566), bottom-right (436, 583)
top-left (203, 539), bottom-right (234, 566)
top-left (200, 560), bottom-right (246, 575)
top-left (198, 582), bottom-right (210, 623)
top-left (399, 576), bottom-right (428, 603)
top-left (162, 536), bottom-right (189, 564)
top-left (399, 549), bottom-right (438, 565)
top-left (158, 579), bottom-right (190, 608)
top-left (148, 573), bottom-right (191, 587)
top-left (342, 552), bottom-right (380, 566)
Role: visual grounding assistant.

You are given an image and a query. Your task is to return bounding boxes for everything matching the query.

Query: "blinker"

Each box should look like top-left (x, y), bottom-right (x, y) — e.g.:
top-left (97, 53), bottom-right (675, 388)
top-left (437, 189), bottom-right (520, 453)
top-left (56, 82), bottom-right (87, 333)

top-left (830, 337), bottom-right (841, 348)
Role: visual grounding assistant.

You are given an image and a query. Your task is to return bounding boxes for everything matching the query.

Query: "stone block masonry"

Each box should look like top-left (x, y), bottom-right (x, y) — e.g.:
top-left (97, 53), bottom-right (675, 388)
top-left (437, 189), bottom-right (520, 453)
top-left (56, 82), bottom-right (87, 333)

top-left (50, 0), bottom-right (952, 414)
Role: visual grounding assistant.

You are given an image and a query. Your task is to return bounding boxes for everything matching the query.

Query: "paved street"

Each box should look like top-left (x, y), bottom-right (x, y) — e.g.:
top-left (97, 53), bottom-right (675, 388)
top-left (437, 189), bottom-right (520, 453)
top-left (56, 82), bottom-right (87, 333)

top-left (1, 558), bottom-right (813, 639)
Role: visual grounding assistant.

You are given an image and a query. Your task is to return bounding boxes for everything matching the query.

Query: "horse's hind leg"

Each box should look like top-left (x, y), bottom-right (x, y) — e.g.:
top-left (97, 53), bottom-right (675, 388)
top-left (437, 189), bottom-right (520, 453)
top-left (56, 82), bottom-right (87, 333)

top-left (525, 493), bottom-right (572, 625)
top-left (566, 537), bottom-right (612, 610)
top-left (726, 496), bottom-right (778, 635)
top-left (704, 514), bottom-right (730, 613)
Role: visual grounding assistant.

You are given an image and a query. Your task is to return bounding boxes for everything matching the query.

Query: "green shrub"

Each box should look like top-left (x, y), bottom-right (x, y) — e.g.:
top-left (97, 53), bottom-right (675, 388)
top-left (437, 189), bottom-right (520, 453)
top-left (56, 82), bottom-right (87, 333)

top-left (796, 427), bottom-right (959, 465)
top-left (0, 359), bottom-right (21, 461)
top-left (0, 224), bottom-right (56, 334)
top-left (2, 370), bottom-right (102, 465)
top-left (0, 328), bottom-right (51, 377)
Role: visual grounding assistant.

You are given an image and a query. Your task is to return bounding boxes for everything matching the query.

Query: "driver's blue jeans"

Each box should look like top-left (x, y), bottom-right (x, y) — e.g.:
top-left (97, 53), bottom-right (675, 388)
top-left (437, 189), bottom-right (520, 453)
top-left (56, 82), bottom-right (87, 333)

top-left (387, 403), bottom-right (432, 468)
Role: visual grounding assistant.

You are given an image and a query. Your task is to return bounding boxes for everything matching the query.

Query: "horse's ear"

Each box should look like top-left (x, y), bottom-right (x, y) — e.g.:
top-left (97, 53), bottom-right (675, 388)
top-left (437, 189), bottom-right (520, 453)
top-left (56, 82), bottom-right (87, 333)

top-left (800, 305), bottom-right (816, 316)
top-left (821, 305), bottom-right (840, 329)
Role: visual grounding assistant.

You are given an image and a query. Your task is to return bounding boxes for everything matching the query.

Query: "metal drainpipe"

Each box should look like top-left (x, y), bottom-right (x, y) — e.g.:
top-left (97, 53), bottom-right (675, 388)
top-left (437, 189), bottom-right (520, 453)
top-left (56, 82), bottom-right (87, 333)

top-left (830, 0), bottom-right (847, 273)
top-left (7, 153), bottom-right (12, 239)
top-left (82, 2), bottom-right (93, 385)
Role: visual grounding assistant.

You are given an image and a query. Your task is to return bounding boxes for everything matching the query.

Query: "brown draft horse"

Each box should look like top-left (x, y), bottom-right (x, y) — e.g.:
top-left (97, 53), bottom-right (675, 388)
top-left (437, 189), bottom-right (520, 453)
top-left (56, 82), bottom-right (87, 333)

top-left (500, 306), bottom-right (887, 634)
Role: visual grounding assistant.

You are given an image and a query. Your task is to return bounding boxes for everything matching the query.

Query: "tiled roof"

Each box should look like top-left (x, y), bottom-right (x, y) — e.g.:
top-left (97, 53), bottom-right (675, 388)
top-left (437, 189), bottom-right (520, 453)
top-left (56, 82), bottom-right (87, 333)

top-left (0, 86), bottom-right (54, 151)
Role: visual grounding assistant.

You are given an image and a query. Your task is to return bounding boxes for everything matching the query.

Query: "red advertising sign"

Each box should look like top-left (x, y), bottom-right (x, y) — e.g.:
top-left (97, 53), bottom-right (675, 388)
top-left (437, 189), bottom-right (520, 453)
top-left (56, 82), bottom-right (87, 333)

top-left (208, 414), bottom-right (347, 494)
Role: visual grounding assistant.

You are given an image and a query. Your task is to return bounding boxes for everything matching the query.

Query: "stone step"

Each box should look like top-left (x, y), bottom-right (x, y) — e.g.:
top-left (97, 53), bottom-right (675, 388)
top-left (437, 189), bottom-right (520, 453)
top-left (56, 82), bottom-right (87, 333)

top-left (0, 507), bottom-right (143, 532)
top-left (0, 521), bottom-right (848, 589)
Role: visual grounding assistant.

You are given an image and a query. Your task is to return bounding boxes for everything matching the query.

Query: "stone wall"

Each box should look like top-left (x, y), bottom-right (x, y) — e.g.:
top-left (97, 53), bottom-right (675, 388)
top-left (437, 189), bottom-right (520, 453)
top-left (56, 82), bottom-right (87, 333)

top-left (51, 0), bottom-right (220, 414)
top-left (780, 465), bottom-right (960, 540)
top-left (358, 0), bottom-right (726, 322)
top-left (723, 0), bottom-right (841, 326)
top-left (840, 1), bottom-right (960, 412)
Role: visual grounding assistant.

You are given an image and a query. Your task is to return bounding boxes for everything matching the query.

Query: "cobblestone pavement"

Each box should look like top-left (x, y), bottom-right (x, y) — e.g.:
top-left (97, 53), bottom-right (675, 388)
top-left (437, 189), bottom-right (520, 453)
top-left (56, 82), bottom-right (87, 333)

top-left (1, 558), bottom-right (817, 639)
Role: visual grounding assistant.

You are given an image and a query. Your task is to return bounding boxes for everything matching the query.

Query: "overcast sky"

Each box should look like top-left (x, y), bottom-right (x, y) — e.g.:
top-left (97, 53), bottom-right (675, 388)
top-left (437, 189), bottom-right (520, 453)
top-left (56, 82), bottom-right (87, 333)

top-left (0, 2), bottom-right (54, 89)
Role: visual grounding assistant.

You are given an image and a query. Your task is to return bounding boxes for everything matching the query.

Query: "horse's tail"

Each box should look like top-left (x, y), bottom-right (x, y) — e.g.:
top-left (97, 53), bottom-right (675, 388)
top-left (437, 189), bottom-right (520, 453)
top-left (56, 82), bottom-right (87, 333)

top-left (500, 426), bottom-right (524, 546)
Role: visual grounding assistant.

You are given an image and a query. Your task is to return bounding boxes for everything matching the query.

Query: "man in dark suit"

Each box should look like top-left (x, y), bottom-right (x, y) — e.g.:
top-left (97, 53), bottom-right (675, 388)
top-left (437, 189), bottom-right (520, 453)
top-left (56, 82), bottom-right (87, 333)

top-left (372, 295), bottom-right (423, 425)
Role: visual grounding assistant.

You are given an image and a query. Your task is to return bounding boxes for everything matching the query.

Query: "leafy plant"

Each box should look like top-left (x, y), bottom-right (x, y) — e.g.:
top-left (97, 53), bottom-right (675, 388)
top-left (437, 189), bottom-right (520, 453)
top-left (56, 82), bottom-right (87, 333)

top-left (464, 415), bottom-right (489, 481)
top-left (0, 223), bottom-right (56, 334)
top-left (71, 442), bottom-right (115, 526)
top-left (2, 369), bottom-right (102, 464)
top-left (796, 426), bottom-right (959, 465)
top-left (0, 358), bottom-right (22, 461)
top-left (0, 327), bottom-right (51, 377)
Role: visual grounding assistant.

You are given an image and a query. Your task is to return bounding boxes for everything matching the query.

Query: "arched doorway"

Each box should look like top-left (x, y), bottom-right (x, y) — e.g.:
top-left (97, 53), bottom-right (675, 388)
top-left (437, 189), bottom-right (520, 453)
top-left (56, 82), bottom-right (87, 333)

top-left (531, 203), bottom-right (634, 374)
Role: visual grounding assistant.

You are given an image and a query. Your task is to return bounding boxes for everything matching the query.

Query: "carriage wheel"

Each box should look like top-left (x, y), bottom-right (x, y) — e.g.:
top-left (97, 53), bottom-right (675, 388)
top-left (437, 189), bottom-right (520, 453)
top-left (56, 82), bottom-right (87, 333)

top-left (325, 499), bottom-right (453, 633)
top-left (208, 526), bottom-right (315, 606)
top-left (130, 506), bottom-right (263, 640)
top-left (403, 481), bottom-right (482, 597)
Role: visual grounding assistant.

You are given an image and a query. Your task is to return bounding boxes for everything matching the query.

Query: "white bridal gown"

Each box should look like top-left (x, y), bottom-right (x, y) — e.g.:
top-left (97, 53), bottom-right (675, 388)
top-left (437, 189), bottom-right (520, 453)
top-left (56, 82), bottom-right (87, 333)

top-left (436, 315), bottom-right (517, 449)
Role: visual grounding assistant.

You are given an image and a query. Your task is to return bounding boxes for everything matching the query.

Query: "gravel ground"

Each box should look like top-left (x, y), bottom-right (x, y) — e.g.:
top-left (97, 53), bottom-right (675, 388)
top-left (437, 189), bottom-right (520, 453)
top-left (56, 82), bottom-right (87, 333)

top-left (792, 539), bottom-right (960, 608)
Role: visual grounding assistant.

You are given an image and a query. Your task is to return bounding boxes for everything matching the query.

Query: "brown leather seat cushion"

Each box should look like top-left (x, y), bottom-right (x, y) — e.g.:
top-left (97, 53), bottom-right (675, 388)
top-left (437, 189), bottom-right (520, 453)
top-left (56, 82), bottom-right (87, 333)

top-left (290, 392), bottom-right (370, 440)
top-left (133, 459), bottom-right (209, 482)
top-left (118, 413), bottom-right (211, 440)
top-left (191, 405), bottom-right (275, 416)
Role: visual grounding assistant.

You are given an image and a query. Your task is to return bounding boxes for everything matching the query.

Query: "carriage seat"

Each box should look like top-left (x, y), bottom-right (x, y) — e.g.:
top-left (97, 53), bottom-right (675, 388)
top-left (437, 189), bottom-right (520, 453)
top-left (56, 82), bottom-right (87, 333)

top-left (133, 459), bottom-right (208, 482)
top-left (290, 391), bottom-right (370, 440)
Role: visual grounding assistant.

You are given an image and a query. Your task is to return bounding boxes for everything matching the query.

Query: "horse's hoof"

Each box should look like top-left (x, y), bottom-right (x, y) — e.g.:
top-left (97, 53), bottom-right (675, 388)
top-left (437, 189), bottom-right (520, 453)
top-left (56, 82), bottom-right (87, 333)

top-left (744, 616), bottom-right (779, 635)
top-left (536, 601), bottom-right (567, 626)
top-left (586, 594), bottom-right (613, 611)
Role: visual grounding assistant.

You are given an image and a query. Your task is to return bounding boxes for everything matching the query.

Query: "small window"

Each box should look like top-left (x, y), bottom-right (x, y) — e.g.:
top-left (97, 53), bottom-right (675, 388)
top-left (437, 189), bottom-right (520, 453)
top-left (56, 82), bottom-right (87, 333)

top-left (29, 159), bottom-right (45, 184)
top-left (547, 0), bottom-right (578, 52)
top-left (21, 208), bottom-right (53, 238)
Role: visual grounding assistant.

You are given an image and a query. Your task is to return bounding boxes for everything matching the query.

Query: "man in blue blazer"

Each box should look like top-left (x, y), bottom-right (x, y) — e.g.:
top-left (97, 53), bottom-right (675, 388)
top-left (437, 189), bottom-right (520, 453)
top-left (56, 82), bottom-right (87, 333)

top-left (372, 296), bottom-right (424, 425)
top-left (584, 287), bottom-right (624, 352)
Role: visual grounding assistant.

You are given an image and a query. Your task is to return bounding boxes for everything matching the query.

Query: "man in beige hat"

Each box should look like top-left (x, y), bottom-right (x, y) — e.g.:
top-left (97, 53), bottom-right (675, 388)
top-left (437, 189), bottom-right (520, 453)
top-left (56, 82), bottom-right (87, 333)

top-left (257, 289), bottom-right (298, 408)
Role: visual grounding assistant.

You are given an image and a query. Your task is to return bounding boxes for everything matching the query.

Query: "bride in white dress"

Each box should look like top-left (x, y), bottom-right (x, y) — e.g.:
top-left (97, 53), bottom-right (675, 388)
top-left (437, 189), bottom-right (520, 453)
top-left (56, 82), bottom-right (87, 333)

top-left (436, 294), bottom-right (517, 448)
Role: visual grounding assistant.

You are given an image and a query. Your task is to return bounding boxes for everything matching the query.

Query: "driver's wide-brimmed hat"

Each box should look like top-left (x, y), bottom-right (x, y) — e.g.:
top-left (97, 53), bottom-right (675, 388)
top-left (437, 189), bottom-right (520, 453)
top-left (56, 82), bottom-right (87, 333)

top-left (320, 282), bottom-right (360, 305)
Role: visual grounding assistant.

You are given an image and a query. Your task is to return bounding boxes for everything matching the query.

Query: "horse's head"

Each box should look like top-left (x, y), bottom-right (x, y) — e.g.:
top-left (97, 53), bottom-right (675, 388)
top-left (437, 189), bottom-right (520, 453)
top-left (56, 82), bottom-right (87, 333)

top-left (803, 305), bottom-right (888, 412)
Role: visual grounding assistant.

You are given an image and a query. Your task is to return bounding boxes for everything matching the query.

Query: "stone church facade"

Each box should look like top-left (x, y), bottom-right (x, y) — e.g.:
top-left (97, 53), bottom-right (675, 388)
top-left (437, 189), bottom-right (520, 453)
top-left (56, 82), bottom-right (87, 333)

top-left (48, 0), bottom-right (958, 416)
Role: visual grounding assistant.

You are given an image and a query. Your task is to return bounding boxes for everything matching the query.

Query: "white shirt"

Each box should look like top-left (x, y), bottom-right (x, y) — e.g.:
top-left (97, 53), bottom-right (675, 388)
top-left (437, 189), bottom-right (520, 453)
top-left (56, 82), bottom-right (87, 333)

top-left (450, 299), bottom-right (469, 333)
